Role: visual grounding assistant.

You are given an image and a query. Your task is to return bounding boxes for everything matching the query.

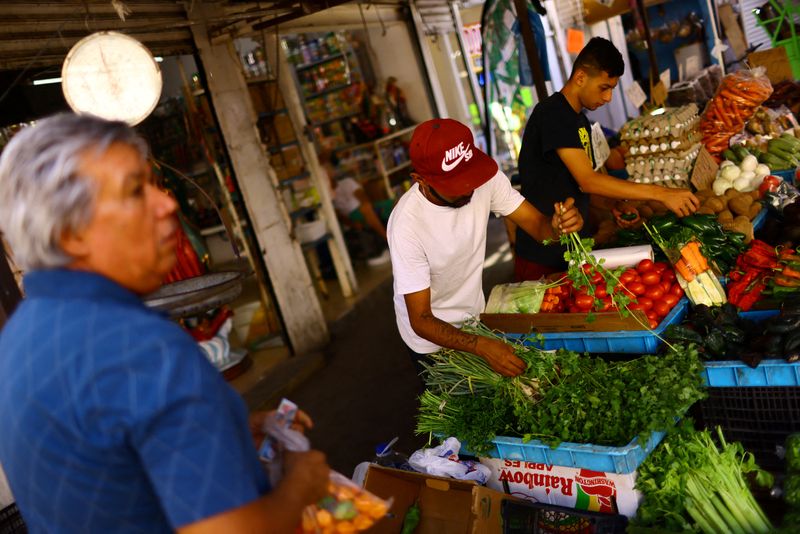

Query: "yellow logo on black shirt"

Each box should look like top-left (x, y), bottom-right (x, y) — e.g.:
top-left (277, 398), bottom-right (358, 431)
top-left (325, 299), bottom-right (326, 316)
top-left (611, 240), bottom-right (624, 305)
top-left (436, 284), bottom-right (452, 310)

top-left (578, 127), bottom-right (591, 160)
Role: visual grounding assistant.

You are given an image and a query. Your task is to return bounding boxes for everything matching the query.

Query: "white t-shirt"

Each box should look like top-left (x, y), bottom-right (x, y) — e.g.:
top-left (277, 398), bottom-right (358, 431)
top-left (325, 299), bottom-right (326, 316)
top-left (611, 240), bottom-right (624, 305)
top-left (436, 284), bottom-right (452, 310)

top-left (388, 171), bottom-right (525, 354)
top-left (332, 177), bottom-right (362, 217)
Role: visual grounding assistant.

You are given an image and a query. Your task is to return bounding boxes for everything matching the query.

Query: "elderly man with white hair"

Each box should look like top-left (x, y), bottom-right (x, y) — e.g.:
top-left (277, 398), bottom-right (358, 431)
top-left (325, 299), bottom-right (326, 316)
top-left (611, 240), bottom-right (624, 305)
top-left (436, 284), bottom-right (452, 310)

top-left (0, 114), bottom-right (329, 533)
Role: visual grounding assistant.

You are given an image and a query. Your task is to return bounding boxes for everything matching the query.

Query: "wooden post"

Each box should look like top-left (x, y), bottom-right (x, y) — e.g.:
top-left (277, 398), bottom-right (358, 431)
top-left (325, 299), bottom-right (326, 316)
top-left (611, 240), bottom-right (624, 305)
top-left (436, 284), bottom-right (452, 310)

top-left (512, 0), bottom-right (548, 102)
top-left (409, 3), bottom-right (448, 118)
top-left (187, 2), bottom-right (329, 354)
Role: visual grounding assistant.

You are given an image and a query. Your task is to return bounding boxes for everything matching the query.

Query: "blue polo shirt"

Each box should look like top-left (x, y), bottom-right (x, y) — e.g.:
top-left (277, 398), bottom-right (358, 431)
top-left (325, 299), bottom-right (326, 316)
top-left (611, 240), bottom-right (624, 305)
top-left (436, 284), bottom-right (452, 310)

top-left (0, 269), bottom-right (270, 532)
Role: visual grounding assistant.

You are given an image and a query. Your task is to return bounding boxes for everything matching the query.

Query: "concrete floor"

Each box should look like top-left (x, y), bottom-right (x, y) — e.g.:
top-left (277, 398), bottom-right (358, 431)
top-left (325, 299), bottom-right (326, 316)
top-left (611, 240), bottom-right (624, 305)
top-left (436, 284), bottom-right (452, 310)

top-left (282, 217), bottom-right (515, 475)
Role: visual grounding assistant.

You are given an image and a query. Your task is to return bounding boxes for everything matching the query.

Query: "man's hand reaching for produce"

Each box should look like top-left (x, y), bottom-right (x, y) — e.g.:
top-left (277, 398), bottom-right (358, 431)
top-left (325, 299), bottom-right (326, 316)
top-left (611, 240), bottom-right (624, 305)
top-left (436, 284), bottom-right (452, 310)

top-left (661, 189), bottom-right (700, 218)
top-left (475, 336), bottom-right (526, 377)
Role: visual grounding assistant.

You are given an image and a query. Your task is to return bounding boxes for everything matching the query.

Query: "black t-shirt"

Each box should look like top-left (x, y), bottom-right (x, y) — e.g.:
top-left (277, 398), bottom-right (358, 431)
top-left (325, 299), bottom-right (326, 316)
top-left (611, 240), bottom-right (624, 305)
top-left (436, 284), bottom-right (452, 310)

top-left (515, 92), bottom-right (594, 268)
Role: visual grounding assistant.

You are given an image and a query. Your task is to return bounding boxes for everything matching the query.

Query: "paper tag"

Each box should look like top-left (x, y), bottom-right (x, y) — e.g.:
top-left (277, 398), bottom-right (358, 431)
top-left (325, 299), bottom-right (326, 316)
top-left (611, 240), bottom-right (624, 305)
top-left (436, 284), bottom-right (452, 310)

top-left (591, 122), bottom-right (610, 170)
top-left (625, 81), bottom-right (647, 109)
top-left (566, 28), bottom-right (585, 54)
top-left (651, 80), bottom-right (667, 106)
top-left (660, 68), bottom-right (671, 90)
top-left (690, 146), bottom-right (720, 191)
top-left (748, 47), bottom-right (794, 85)
top-left (685, 56), bottom-right (702, 78)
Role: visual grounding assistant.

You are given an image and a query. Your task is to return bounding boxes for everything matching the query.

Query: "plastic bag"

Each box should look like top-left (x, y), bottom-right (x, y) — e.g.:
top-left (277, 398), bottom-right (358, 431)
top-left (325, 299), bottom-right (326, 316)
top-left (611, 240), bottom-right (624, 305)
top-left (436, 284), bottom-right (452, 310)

top-left (765, 179), bottom-right (800, 214)
top-left (408, 437), bottom-right (491, 484)
top-left (700, 68), bottom-right (774, 159)
top-left (484, 280), bottom-right (547, 314)
top-left (300, 472), bottom-right (392, 534)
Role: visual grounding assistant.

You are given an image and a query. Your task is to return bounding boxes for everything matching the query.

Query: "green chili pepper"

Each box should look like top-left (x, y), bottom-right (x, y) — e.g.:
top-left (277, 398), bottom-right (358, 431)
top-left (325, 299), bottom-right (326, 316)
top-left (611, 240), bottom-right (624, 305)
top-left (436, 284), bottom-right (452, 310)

top-left (401, 501), bottom-right (421, 534)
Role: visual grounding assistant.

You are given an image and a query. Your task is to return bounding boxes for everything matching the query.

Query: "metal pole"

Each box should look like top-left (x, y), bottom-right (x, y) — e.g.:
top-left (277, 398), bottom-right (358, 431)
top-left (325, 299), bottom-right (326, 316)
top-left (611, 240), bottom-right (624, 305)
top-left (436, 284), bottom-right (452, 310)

top-left (409, 2), bottom-right (448, 117)
top-left (634, 0), bottom-right (659, 81)
top-left (450, 1), bottom-right (485, 127)
top-left (512, 0), bottom-right (548, 102)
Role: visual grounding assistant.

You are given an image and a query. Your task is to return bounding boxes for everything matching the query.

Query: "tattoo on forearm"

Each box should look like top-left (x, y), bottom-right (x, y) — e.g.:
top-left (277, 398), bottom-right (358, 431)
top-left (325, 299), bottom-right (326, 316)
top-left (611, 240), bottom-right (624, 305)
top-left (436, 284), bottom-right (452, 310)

top-left (420, 311), bottom-right (477, 351)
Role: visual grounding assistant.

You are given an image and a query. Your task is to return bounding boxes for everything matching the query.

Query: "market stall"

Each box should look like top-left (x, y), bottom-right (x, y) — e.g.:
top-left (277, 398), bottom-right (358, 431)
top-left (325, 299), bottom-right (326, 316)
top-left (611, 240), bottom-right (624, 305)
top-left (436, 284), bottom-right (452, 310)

top-left (328, 38), bottom-right (800, 532)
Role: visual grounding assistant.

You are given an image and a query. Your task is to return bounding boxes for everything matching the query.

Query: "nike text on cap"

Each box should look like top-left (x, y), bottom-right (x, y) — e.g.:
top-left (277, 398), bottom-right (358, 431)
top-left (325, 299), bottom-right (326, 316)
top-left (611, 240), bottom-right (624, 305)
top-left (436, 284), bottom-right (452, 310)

top-left (409, 118), bottom-right (498, 198)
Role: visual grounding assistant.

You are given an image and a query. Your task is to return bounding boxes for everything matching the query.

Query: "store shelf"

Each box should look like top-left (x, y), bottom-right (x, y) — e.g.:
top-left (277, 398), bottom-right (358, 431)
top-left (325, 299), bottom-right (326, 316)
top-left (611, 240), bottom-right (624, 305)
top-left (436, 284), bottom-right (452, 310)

top-left (311, 112), bottom-right (359, 127)
top-left (268, 140), bottom-right (300, 154)
top-left (278, 171), bottom-right (310, 187)
top-left (385, 160), bottom-right (412, 175)
top-left (289, 204), bottom-right (320, 219)
top-left (294, 51), bottom-right (348, 71)
top-left (258, 109), bottom-right (288, 120)
top-left (304, 81), bottom-right (356, 100)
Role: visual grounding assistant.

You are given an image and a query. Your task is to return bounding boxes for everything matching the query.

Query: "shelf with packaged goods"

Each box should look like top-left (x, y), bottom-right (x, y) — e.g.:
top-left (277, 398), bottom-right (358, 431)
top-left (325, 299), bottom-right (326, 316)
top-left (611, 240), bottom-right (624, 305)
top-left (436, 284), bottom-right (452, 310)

top-left (310, 111), bottom-right (360, 128)
top-left (293, 51), bottom-right (351, 72)
top-left (303, 81), bottom-right (357, 101)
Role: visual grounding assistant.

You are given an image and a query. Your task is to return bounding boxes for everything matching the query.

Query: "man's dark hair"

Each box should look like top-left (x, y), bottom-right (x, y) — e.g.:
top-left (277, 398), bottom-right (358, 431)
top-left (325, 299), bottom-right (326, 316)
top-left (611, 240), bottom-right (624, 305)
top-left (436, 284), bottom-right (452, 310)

top-left (570, 37), bottom-right (624, 79)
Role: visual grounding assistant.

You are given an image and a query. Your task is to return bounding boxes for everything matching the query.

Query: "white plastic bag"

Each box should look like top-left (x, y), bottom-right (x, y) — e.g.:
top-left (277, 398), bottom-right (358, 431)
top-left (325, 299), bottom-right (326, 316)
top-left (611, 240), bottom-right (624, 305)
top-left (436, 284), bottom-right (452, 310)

top-left (408, 437), bottom-right (491, 484)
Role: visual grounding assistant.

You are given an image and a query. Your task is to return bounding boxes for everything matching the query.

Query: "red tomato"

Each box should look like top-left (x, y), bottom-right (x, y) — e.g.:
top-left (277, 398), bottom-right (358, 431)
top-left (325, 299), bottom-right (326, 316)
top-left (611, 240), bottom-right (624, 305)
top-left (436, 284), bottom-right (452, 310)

top-left (637, 259), bottom-right (654, 273)
top-left (574, 294), bottom-right (594, 311)
top-left (568, 305), bottom-right (581, 313)
top-left (670, 284), bottom-right (684, 298)
top-left (598, 298), bottom-right (612, 312)
top-left (595, 285), bottom-right (608, 298)
top-left (590, 271), bottom-right (604, 285)
top-left (660, 280), bottom-right (672, 293)
top-left (641, 271), bottom-right (661, 286)
top-left (637, 297), bottom-right (653, 311)
top-left (646, 310), bottom-right (659, 322)
top-left (653, 302), bottom-right (671, 318)
top-left (649, 318), bottom-right (660, 329)
top-left (581, 263), bottom-right (593, 274)
top-left (620, 271), bottom-right (637, 284)
top-left (628, 282), bottom-right (646, 296)
top-left (645, 286), bottom-right (665, 300)
top-left (663, 294), bottom-right (679, 308)
top-left (628, 303), bottom-right (644, 311)
top-left (652, 261), bottom-right (669, 273)
top-left (661, 270), bottom-right (676, 284)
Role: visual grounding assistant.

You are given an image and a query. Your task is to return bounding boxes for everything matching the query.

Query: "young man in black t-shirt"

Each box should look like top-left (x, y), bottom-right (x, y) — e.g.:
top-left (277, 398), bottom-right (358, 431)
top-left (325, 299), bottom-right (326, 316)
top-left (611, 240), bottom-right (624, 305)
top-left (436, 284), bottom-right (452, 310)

top-left (514, 37), bottom-right (699, 281)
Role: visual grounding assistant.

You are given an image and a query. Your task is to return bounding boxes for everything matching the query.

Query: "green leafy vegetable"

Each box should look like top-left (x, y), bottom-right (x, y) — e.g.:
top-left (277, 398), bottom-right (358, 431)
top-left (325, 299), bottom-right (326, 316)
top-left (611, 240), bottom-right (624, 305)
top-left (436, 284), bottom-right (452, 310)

top-left (415, 324), bottom-right (706, 454)
top-left (634, 423), bottom-right (773, 533)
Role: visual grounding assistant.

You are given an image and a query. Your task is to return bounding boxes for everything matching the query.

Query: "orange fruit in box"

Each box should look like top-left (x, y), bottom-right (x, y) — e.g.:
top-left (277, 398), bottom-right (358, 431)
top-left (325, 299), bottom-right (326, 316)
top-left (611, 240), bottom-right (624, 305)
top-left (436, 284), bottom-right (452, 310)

top-left (353, 515), bottom-right (375, 530)
top-left (335, 521), bottom-right (356, 533)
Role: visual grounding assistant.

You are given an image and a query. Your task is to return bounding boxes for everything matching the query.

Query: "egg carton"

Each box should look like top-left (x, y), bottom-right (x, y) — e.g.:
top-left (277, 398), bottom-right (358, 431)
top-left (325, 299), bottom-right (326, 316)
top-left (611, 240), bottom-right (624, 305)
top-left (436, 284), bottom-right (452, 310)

top-left (624, 130), bottom-right (701, 158)
top-left (620, 104), bottom-right (700, 141)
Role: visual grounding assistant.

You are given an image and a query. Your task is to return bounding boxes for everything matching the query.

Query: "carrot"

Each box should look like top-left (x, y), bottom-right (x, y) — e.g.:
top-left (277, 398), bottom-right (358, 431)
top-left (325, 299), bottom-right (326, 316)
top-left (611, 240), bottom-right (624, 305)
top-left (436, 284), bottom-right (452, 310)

top-left (674, 258), bottom-right (695, 282)
top-left (681, 241), bottom-right (709, 273)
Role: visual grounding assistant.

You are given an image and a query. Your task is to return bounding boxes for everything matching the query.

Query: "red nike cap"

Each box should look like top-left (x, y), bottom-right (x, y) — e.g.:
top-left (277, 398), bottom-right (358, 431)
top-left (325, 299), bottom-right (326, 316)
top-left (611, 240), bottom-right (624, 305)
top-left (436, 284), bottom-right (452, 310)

top-left (409, 119), bottom-right (498, 197)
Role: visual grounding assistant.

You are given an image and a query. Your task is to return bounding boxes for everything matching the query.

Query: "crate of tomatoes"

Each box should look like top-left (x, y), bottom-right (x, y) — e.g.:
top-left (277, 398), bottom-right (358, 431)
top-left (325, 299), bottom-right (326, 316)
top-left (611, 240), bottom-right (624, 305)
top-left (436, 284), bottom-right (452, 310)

top-left (482, 259), bottom-right (688, 354)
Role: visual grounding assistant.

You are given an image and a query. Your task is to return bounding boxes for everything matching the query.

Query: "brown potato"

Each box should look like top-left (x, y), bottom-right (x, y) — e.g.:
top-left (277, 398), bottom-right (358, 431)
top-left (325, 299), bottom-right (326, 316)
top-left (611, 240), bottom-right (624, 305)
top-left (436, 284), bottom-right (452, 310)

top-left (748, 203), bottom-right (762, 220)
top-left (728, 195), bottom-right (754, 217)
top-left (717, 210), bottom-right (734, 225)
top-left (697, 206), bottom-right (716, 215)
top-left (706, 197), bottom-right (726, 213)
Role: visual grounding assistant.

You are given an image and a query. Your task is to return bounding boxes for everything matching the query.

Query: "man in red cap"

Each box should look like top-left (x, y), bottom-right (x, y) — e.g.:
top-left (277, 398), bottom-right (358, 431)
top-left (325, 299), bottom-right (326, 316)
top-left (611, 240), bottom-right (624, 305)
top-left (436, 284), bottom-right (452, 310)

top-left (388, 119), bottom-right (583, 377)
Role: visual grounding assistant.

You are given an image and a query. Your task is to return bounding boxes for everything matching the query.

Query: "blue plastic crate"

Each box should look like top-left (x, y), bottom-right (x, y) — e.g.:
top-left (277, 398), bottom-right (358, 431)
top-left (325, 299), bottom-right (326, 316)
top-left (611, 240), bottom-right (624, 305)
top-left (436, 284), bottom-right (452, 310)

top-left (700, 309), bottom-right (800, 387)
top-left (502, 298), bottom-right (688, 354)
top-left (752, 208), bottom-right (768, 231)
top-left (773, 168), bottom-right (797, 184)
top-left (463, 430), bottom-right (666, 475)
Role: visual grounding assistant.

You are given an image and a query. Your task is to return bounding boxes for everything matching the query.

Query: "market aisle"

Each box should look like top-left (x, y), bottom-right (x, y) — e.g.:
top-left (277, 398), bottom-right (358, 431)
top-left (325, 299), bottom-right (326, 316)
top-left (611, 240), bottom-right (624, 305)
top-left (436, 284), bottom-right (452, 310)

top-left (284, 217), bottom-right (514, 475)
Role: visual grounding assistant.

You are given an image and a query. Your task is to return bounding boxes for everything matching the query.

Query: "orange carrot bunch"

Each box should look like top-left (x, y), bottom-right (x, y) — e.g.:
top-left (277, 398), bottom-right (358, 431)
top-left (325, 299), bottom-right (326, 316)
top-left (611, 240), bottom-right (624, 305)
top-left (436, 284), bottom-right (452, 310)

top-left (700, 70), bottom-right (773, 159)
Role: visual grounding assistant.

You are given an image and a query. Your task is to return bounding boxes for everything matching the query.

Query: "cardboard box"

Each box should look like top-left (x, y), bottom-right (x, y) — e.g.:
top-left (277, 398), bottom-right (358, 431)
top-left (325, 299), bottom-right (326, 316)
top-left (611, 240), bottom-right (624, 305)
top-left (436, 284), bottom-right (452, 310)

top-left (479, 309), bottom-right (649, 334)
top-left (363, 465), bottom-right (520, 534)
top-left (480, 458), bottom-right (641, 518)
top-left (748, 47), bottom-right (794, 85)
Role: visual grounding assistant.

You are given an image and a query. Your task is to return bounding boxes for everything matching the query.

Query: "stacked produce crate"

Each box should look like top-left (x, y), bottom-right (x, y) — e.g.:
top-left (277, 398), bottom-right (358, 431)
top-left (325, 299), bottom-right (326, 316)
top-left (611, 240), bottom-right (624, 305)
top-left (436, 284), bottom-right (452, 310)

top-left (620, 104), bottom-right (701, 187)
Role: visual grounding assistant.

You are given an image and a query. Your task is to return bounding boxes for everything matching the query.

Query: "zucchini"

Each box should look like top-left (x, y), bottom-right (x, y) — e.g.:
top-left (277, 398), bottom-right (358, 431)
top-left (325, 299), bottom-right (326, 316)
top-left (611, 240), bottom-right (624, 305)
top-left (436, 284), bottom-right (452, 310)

top-left (732, 144), bottom-right (751, 162)
top-left (781, 133), bottom-right (800, 150)
top-left (768, 137), bottom-right (799, 154)
top-left (722, 148), bottom-right (739, 164)
top-left (761, 152), bottom-right (792, 170)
